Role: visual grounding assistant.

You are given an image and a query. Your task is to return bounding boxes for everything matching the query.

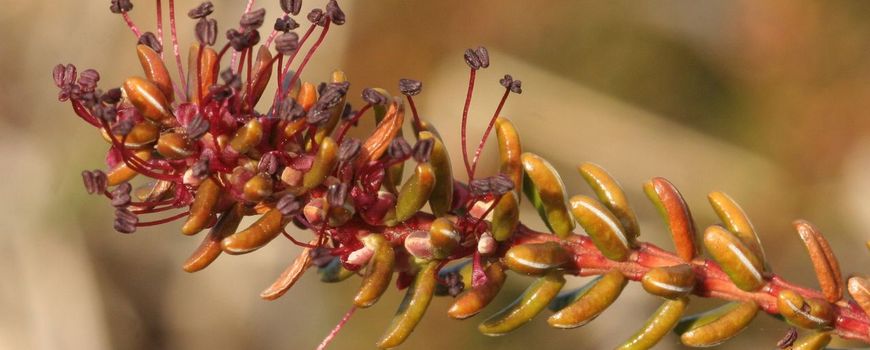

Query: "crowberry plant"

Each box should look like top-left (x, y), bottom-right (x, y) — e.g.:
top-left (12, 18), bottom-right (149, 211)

top-left (56, 1), bottom-right (870, 349)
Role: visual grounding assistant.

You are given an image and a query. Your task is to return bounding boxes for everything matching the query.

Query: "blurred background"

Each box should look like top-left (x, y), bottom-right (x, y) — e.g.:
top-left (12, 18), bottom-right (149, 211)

top-left (2, 0), bottom-right (870, 349)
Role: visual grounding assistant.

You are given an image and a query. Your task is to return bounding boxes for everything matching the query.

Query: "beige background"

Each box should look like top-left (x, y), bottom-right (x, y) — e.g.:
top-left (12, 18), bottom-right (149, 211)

top-left (1, 0), bottom-right (869, 349)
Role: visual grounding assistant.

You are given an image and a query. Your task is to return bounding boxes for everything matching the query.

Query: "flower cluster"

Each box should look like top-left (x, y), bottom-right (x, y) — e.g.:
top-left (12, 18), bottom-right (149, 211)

top-left (56, 1), bottom-right (869, 349)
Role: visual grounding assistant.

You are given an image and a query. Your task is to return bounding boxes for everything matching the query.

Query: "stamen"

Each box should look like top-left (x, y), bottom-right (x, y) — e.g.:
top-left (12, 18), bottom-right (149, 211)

top-left (470, 87), bottom-right (510, 178)
top-left (282, 229), bottom-right (319, 249)
top-left (283, 21), bottom-right (332, 104)
top-left (136, 210), bottom-right (190, 227)
top-left (460, 68), bottom-right (477, 179)
top-left (156, 0), bottom-right (164, 59)
top-left (317, 306), bottom-right (358, 350)
top-left (168, 0), bottom-right (189, 100)
top-left (121, 12), bottom-right (143, 38)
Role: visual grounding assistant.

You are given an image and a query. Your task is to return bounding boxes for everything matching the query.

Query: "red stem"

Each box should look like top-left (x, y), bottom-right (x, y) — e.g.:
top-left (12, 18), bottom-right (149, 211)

top-left (120, 12), bottom-right (142, 38)
top-left (460, 69), bottom-right (477, 180)
top-left (470, 88), bottom-right (510, 178)
top-left (317, 306), bottom-right (357, 350)
top-left (168, 0), bottom-right (188, 101)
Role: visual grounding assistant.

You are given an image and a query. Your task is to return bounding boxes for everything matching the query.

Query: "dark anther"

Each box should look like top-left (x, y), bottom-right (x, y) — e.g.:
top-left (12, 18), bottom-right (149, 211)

top-left (111, 182), bottom-right (133, 207)
top-left (277, 193), bottom-right (301, 217)
top-left (101, 88), bottom-right (122, 104)
top-left (226, 28), bottom-right (260, 51)
top-left (500, 74), bottom-right (522, 94)
top-left (240, 8), bottom-right (267, 30)
top-left (191, 155), bottom-right (210, 178)
top-left (338, 138), bottom-right (361, 163)
top-left (186, 114), bottom-right (210, 139)
top-left (195, 18), bottom-right (218, 46)
top-left (275, 32), bottom-right (300, 55)
top-left (187, 2), bottom-right (214, 19)
top-left (398, 78), bottom-right (422, 96)
top-left (114, 208), bottom-right (138, 234)
top-left (52, 64), bottom-right (68, 88)
top-left (327, 183), bottom-right (349, 207)
top-left (258, 153), bottom-right (281, 175)
top-left (464, 46), bottom-right (490, 70)
top-left (325, 0), bottom-right (346, 25)
top-left (276, 98), bottom-right (305, 120)
top-left (274, 17), bottom-right (299, 33)
top-left (776, 327), bottom-right (798, 349)
top-left (315, 82), bottom-right (349, 110)
top-left (388, 137), bottom-right (412, 160)
top-left (442, 271), bottom-right (465, 297)
top-left (78, 69), bottom-right (101, 92)
top-left (307, 8), bottom-right (326, 26)
top-left (137, 32), bottom-right (163, 53)
top-left (490, 173), bottom-right (515, 195)
top-left (412, 138), bottom-right (434, 163)
top-left (110, 0), bottom-right (133, 14)
top-left (82, 170), bottom-right (108, 195)
top-left (305, 108), bottom-right (330, 125)
top-left (280, 0), bottom-right (303, 15)
top-left (111, 116), bottom-right (133, 135)
top-left (361, 88), bottom-right (388, 106)
top-left (309, 248), bottom-right (335, 268)
top-left (53, 63), bottom-right (77, 88)
top-left (469, 178), bottom-right (492, 197)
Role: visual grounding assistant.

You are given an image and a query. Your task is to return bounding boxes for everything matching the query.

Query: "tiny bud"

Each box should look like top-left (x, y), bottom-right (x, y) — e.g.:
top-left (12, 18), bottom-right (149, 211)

top-left (111, 182), bottom-right (133, 207)
top-left (277, 194), bottom-right (301, 217)
top-left (280, 0), bottom-right (303, 15)
top-left (338, 138), bottom-right (361, 163)
top-left (195, 18), bottom-right (218, 46)
top-left (110, 0), bottom-right (133, 14)
top-left (478, 232), bottom-right (496, 255)
top-left (78, 69), bottom-right (101, 92)
top-left (388, 137), bottom-right (412, 160)
top-left (240, 8), bottom-right (267, 30)
top-left (137, 32), bottom-right (163, 53)
top-left (325, 0), bottom-right (346, 25)
top-left (258, 152), bottom-right (280, 175)
top-left (303, 198), bottom-right (326, 226)
top-left (398, 78), bottom-right (422, 96)
top-left (188, 2), bottom-right (214, 19)
top-left (361, 88), bottom-right (388, 105)
top-left (274, 17), bottom-right (299, 32)
top-left (327, 183), bottom-right (348, 207)
top-left (412, 139), bottom-right (434, 163)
